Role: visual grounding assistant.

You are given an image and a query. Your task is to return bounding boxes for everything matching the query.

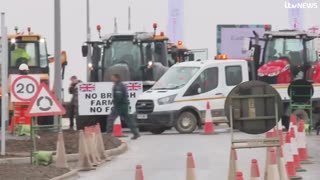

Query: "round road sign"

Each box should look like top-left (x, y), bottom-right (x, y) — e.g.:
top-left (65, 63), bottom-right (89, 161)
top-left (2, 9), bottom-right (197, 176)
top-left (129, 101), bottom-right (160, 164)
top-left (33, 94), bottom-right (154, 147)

top-left (224, 80), bottom-right (283, 134)
top-left (11, 75), bottom-right (39, 102)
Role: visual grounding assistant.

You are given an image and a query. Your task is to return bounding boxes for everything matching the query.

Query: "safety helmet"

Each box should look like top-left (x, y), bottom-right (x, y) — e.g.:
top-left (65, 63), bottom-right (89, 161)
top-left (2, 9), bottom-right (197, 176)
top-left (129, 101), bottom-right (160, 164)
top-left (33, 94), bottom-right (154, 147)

top-left (18, 63), bottom-right (29, 71)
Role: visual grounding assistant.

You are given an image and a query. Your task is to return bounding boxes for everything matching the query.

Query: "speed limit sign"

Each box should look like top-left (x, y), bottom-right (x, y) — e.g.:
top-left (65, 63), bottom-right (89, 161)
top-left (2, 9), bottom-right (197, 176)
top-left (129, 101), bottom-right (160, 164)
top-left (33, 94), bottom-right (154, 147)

top-left (11, 75), bottom-right (40, 102)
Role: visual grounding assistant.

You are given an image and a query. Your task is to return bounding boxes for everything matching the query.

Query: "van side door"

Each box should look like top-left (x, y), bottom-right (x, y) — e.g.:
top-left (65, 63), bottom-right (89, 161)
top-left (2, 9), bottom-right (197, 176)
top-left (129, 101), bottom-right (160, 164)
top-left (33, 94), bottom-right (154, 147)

top-left (222, 62), bottom-right (248, 93)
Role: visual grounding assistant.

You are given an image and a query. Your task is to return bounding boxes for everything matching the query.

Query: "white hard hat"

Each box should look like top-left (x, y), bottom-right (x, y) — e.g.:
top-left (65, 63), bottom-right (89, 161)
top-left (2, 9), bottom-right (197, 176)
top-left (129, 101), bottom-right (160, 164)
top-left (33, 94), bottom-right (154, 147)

top-left (19, 63), bottom-right (29, 71)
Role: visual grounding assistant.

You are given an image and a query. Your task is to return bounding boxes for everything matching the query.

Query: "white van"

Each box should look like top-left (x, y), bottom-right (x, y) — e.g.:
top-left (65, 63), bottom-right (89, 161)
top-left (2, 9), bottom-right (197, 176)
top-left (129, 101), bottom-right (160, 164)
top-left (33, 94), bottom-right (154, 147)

top-left (135, 59), bottom-right (249, 134)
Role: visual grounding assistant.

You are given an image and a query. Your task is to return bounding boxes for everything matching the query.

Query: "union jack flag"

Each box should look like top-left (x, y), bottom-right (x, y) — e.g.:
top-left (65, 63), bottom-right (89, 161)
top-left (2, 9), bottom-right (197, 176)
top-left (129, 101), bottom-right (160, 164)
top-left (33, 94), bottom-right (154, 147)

top-left (126, 82), bottom-right (142, 91)
top-left (79, 84), bottom-right (96, 92)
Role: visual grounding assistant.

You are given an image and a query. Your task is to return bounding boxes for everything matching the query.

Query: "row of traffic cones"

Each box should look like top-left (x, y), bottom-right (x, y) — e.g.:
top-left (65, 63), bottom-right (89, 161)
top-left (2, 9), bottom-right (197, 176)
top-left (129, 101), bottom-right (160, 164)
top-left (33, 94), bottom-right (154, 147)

top-left (77, 123), bottom-right (110, 171)
top-left (134, 152), bottom-right (197, 180)
top-left (227, 148), bottom-right (286, 180)
top-left (227, 114), bottom-right (311, 180)
top-left (54, 123), bottom-right (110, 170)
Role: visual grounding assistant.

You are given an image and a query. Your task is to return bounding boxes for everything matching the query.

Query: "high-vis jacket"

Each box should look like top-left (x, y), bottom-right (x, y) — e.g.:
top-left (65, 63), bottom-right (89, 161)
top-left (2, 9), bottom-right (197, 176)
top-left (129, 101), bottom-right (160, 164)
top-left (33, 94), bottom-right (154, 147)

top-left (11, 48), bottom-right (31, 65)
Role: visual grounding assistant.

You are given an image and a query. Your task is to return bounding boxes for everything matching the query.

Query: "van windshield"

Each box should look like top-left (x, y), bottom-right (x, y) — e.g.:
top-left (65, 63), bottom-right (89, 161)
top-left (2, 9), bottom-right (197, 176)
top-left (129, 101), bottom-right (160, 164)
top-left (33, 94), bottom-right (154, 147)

top-left (152, 66), bottom-right (199, 90)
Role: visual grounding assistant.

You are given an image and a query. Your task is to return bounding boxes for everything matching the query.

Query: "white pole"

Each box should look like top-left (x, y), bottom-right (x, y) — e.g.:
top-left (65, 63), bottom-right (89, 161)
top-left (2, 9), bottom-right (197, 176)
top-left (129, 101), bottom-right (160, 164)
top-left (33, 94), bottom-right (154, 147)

top-left (1, 12), bottom-right (8, 155)
top-left (54, 0), bottom-right (62, 128)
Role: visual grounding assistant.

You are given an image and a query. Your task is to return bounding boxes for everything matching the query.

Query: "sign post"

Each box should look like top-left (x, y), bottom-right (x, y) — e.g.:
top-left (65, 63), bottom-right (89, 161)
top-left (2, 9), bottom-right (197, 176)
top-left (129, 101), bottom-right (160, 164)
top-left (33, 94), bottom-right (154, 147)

top-left (1, 12), bottom-right (8, 156)
top-left (26, 83), bottom-right (65, 164)
top-left (54, 0), bottom-right (62, 130)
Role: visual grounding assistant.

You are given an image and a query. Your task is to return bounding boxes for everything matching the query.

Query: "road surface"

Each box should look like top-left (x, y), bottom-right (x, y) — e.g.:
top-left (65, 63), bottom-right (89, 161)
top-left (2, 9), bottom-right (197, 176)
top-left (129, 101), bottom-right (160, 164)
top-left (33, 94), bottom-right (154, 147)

top-left (79, 129), bottom-right (320, 180)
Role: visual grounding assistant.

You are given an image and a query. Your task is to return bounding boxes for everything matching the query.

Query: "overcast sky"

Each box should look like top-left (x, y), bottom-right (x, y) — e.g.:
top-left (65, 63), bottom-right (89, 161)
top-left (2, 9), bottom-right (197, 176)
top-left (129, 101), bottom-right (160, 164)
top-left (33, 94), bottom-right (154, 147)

top-left (1, 0), bottom-right (319, 100)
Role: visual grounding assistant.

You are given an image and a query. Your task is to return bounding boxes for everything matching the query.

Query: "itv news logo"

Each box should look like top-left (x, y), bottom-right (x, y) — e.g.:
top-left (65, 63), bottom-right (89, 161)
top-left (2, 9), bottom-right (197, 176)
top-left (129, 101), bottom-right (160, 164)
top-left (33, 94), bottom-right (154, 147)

top-left (284, 0), bottom-right (318, 9)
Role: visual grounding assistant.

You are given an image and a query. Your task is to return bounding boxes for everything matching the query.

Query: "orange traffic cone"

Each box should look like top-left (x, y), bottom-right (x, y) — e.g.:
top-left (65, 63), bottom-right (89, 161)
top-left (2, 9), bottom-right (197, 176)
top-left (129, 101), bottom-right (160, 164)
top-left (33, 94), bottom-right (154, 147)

top-left (266, 149), bottom-right (280, 180)
top-left (228, 148), bottom-right (239, 180)
top-left (250, 159), bottom-right (260, 180)
top-left (284, 132), bottom-right (301, 179)
top-left (290, 128), bottom-right (306, 172)
top-left (289, 115), bottom-right (298, 136)
top-left (279, 146), bottom-right (289, 180)
top-left (236, 172), bottom-right (244, 180)
top-left (297, 120), bottom-right (310, 163)
top-left (113, 117), bottom-right (124, 137)
top-left (203, 102), bottom-right (215, 134)
top-left (186, 152), bottom-right (196, 180)
top-left (135, 165), bottom-right (144, 180)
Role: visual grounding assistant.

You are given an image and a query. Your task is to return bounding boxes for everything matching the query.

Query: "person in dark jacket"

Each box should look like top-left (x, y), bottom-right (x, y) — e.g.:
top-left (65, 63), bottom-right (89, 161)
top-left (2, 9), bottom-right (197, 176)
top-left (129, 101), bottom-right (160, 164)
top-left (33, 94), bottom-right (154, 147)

top-left (68, 76), bottom-right (81, 129)
top-left (106, 74), bottom-right (140, 140)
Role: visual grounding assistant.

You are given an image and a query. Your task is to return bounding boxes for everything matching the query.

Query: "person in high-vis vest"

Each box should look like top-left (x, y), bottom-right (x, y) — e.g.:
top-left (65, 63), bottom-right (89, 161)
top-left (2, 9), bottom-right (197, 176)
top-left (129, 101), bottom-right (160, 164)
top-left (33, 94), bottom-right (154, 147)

top-left (11, 43), bottom-right (31, 66)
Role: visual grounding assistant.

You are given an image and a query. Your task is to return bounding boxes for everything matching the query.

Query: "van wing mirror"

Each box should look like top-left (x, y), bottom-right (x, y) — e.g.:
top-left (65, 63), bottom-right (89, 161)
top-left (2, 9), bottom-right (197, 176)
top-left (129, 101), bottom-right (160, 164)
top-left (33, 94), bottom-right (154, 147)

top-left (82, 44), bottom-right (88, 57)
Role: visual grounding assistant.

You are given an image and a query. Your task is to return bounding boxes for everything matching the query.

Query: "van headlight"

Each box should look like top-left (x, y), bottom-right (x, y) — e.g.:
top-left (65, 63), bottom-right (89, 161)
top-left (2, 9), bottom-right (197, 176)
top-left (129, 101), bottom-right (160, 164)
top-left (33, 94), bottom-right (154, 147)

top-left (158, 94), bottom-right (177, 105)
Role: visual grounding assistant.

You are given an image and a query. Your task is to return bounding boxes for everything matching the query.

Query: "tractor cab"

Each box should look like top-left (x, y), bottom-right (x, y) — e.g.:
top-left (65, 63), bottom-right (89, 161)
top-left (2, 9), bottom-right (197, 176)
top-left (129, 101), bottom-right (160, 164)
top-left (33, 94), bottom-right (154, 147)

top-left (245, 30), bottom-right (320, 84)
top-left (82, 24), bottom-right (170, 90)
top-left (7, 34), bottom-right (49, 75)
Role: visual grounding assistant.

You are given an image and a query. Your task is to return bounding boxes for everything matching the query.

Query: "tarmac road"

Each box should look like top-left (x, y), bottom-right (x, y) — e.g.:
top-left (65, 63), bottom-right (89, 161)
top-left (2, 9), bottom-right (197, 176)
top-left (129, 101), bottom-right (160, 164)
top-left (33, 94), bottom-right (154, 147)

top-left (78, 128), bottom-right (320, 180)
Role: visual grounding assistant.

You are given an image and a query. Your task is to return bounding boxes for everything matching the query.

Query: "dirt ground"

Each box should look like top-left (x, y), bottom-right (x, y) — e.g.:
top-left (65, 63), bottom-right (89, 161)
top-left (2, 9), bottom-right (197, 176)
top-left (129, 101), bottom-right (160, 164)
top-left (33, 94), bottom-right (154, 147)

top-left (0, 130), bottom-right (122, 179)
top-left (0, 164), bottom-right (69, 180)
top-left (5, 129), bottom-right (122, 155)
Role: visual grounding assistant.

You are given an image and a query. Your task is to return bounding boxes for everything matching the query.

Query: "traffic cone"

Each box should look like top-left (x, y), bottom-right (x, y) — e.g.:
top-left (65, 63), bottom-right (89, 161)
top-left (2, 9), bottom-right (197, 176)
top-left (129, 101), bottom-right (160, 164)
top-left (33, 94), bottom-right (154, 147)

top-left (84, 127), bottom-right (100, 166)
top-left (90, 127), bottom-right (102, 163)
top-left (290, 128), bottom-right (306, 172)
top-left (250, 159), bottom-right (260, 180)
top-left (77, 130), bottom-right (95, 171)
top-left (95, 123), bottom-right (108, 161)
top-left (113, 116), bottom-right (124, 137)
top-left (284, 132), bottom-right (301, 179)
top-left (135, 165), bottom-right (144, 180)
top-left (203, 102), bottom-right (215, 134)
top-left (279, 146), bottom-right (289, 180)
top-left (186, 152), bottom-right (196, 180)
top-left (55, 132), bottom-right (68, 168)
top-left (266, 149), bottom-right (280, 180)
top-left (289, 115), bottom-right (298, 136)
top-left (297, 120), bottom-right (311, 164)
top-left (228, 148), bottom-right (239, 180)
top-left (236, 172), bottom-right (244, 180)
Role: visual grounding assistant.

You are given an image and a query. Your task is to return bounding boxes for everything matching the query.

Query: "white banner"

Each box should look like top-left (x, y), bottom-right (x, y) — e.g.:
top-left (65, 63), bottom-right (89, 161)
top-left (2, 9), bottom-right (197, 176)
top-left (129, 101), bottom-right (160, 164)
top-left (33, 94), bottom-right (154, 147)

top-left (167, 0), bottom-right (184, 44)
top-left (78, 81), bottom-right (143, 115)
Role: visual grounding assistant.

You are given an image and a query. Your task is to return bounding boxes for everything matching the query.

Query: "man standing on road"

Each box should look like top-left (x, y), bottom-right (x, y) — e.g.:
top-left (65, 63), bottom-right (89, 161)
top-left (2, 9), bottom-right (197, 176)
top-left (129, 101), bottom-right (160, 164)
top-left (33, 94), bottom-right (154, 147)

top-left (68, 76), bottom-right (81, 130)
top-left (107, 74), bottom-right (141, 140)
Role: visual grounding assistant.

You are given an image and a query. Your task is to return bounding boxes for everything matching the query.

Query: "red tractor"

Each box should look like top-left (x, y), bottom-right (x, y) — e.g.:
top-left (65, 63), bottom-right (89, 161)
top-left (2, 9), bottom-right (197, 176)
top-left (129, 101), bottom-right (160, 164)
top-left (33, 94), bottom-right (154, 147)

top-left (246, 29), bottom-right (320, 128)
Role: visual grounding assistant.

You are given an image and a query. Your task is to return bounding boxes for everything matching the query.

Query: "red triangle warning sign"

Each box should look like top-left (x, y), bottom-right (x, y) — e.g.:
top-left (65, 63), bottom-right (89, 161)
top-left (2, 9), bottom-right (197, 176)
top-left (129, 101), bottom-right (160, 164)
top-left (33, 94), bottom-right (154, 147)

top-left (26, 83), bottom-right (66, 117)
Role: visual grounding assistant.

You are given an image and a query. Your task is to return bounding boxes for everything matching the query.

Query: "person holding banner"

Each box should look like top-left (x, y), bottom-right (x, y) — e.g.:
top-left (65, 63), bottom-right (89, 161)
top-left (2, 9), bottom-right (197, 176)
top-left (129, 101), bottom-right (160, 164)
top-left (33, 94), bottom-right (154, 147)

top-left (106, 74), bottom-right (141, 140)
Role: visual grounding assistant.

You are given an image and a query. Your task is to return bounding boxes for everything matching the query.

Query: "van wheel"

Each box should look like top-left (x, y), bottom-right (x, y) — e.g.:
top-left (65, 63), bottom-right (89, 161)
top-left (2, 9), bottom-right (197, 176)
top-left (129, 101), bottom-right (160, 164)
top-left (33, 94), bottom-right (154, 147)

top-left (175, 111), bottom-right (197, 133)
top-left (149, 128), bottom-right (166, 134)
